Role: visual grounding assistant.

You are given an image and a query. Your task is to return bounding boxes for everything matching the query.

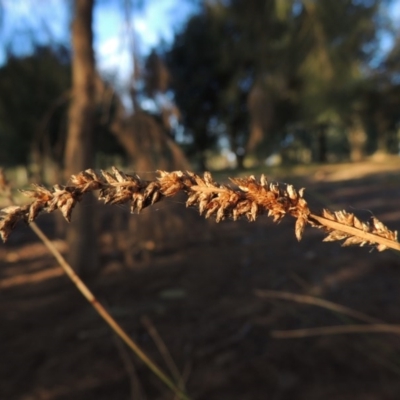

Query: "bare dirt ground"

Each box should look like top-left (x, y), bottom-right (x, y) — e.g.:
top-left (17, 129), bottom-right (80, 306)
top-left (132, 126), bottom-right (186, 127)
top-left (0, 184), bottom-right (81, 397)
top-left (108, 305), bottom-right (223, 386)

top-left (1, 159), bottom-right (400, 400)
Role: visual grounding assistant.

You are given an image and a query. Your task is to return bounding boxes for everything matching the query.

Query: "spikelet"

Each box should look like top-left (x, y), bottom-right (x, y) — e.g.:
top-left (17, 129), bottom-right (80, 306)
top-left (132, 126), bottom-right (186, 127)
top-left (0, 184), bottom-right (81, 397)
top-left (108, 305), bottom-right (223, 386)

top-left (311, 209), bottom-right (398, 252)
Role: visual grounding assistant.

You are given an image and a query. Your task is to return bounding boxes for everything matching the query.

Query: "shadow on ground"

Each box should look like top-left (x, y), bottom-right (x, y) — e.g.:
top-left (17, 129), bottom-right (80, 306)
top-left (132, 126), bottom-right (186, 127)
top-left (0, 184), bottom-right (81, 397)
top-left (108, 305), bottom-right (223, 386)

top-left (1, 161), bottom-right (400, 400)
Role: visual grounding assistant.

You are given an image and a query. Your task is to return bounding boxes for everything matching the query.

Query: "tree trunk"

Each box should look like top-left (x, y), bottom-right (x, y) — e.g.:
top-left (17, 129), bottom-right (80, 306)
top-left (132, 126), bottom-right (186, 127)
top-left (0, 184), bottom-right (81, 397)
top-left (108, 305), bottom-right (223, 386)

top-left (317, 124), bottom-right (327, 163)
top-left (348, 116), bottom-right (367, 162)
top-left (110, 111), bottom-right (202, 267)
top-left (64, 0), bottom-right (98, 277)
top-left (374, 111), bottom-right (389, 155)
top-left (236, 151), bottom-right (245, 170)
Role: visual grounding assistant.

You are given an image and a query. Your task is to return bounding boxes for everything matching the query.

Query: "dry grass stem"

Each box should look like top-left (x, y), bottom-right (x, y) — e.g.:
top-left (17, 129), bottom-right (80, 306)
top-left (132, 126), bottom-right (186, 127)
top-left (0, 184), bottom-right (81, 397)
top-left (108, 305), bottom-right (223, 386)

top-left (0, 167), bottom-right (399, 252)
top-left (28, 222), bottom-right (190, 400)
top-left (113, 335), bottom-right (147, 400)
top-left (255, 289), bottom-right (382, 324)
top-left (271, 324), bottom-right (400, 339)
top-left (141, 316), bottom-right (186, 394)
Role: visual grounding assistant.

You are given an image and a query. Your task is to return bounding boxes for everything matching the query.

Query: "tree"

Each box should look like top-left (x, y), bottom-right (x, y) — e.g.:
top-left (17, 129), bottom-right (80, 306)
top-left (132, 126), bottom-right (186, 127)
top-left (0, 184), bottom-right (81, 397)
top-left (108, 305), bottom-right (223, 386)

top-left (361, 32), bottom-right (400, 155)
top-left (64, 0), bottom-right (98, 277)
top-left (167, 0), bottom-right (387, 166)
top-left (107, 48), bottom-right (194, 266)
top-left (167, 9), bottom-right (227, 169)
top-left (294, 0), bottom-right (382, 161)
top-left (166, 1), bottom-right (302, 168)
top-left (0, 45), bottom-right (70, 170)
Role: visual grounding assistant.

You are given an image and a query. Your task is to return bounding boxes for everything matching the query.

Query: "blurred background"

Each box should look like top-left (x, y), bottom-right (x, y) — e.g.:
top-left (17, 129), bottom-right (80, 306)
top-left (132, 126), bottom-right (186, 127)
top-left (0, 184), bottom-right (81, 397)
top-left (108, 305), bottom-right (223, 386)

top-left (1, 0), bottom-right (400, 399)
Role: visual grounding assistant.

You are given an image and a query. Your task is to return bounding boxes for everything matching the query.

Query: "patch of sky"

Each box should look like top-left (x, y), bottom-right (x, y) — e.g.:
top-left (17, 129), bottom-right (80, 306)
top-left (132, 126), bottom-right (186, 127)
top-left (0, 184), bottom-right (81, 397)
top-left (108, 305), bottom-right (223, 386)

top-left (0, 0), bottom-right (69, 64)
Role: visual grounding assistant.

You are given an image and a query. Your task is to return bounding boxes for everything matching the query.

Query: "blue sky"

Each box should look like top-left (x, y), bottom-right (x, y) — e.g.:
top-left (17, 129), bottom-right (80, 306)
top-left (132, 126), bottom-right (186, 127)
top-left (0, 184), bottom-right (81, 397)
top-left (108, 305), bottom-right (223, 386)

top-left (93, 0), bottom-right (199, 84)
top-left (0, 0), bottom-right (199, 83)
top-left (1, 0), bottom-right (400, 84)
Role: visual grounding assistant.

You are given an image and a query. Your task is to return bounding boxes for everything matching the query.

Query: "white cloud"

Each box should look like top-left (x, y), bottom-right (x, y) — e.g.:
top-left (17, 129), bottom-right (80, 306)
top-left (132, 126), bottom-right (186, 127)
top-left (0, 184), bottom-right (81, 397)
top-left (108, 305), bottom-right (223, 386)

top-left (96, 35), bottom-right (133, 83)
top-left (135, 19), bottom-right (160, 48)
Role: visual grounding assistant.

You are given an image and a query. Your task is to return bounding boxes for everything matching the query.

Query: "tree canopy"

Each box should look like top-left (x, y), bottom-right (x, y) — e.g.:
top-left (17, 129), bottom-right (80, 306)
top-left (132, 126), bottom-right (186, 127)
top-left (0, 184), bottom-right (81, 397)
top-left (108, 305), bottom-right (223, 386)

top-left (167, 0), bottom-right (399, 166)
top-left (0, 45), bottom-right (70, 166)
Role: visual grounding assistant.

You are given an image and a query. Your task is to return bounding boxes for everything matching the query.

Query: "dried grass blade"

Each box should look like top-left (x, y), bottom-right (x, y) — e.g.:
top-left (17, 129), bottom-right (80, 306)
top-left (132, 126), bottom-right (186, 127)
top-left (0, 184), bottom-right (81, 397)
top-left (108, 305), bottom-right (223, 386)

top-left (255, 289), bottom-right (382, 324)
top-left (271, 324), bottom-right (400, 339)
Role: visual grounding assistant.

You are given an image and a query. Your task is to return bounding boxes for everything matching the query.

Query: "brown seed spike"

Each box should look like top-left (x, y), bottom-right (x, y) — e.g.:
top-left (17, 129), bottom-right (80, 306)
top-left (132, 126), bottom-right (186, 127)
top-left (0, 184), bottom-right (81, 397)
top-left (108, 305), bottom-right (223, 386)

top-left (337, 211), bottom-right (354, 226)
top-left (60, 197), bottom-right (76, 222)
top-left (1, 167), bottom-right (399, 252)
top-left (112, 166), bottom-right (126, 182)
top-left (323, 231), bottom-right (349, 242)
top-left (216, 206), bottom-right (225, 222)
top-left (151, 191), bottom-right (161, 205)
top-left (250, 202), bottom-right (258, 222)
top-left (287, 185), bottom-right (297, 200)
top-left (1, 205), bottom-right (21, 214)
top-left (198, 198), bottom-right (208, 215)
top-left (376, 244), bottom-right (388, 252)
top-left (353, 216), bottom-right (363, 230)
top-left (205, 201), bottom-right (219, 219)
top-left (0, 216), bottom-right (19, 242)
top-left (322, 209), bottom-right (335, 220)
top-left (260, 174), bottom-right (268, 187)
top-left (203, 171), bottom-right (215, 186)
top-left (85, 168), bottom-right (99, 180)
top-left (28, 201), bottom-right (44, 223)
top-left (342, 236), bottom-right (363, 247)
top-left (295, 216), bottom-right (307, 241)
top-left (186, 192), bottom-right (200, 207)
top-left (101, 170), bottom-right (118, 184)
top-left (371, 217), bottom-right (386, 232)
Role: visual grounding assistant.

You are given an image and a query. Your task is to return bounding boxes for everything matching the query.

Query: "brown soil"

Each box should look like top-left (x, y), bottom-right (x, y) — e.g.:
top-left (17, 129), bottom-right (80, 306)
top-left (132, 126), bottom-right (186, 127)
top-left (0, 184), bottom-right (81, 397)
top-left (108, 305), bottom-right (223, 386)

top-left (2, 160), bottom-right (400, 400)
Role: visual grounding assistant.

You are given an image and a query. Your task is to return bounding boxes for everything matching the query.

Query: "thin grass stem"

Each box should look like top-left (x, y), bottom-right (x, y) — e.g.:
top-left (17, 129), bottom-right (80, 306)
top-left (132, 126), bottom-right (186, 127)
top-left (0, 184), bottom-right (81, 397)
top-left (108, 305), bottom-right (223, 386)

top-left (255, 289), bottom-right (382, 324)
top-left (28, 221), bottom-right (191, 400)
top-left (271, 324), bottom-right (400, 339)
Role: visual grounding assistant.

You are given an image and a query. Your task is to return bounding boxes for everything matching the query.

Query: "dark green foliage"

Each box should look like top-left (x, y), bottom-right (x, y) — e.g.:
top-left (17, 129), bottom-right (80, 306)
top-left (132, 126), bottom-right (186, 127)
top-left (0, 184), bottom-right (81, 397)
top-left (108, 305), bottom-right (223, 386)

top-left (0, 45), bottom-right (71, 166)
top-left (167, 0), bottom-right (394, 165)
top-left (0, 44), bottom-right (125, 170)
top-left (167, 10), bottom-right (229, 164)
